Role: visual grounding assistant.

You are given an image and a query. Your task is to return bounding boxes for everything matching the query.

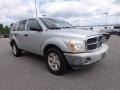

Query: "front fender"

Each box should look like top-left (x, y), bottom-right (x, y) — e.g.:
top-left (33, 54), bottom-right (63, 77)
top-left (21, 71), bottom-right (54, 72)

top-left (41, 37), bottom-right (69, 55)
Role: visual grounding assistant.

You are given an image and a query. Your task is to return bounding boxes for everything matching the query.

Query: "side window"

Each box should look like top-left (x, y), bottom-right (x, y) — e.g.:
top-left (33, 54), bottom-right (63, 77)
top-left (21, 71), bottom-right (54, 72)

top-left (104, 27), bottom-right (108, 29)
top-left (27, 19), bottom-right (42, 31)
top-left (17, 20), bottom-right (27, 31)
top-left (90, 27), bottom-right (93, 30)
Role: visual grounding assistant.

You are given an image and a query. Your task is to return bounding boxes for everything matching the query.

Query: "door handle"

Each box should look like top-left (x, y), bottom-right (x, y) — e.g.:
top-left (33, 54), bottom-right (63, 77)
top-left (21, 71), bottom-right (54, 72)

top-left (14, 33), bottom-right (18, 36)
top-left (24, 34), bottom-right (28, 37)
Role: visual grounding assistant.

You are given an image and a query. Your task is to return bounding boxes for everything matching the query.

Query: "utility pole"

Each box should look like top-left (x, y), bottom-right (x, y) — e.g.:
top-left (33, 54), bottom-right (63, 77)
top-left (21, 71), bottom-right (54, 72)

top-left (35, 0), bottom-right (38, 17)
top-left (104, 12), bottom-right (108, 25)
top-left (42, 0), bottom-right (46, 17)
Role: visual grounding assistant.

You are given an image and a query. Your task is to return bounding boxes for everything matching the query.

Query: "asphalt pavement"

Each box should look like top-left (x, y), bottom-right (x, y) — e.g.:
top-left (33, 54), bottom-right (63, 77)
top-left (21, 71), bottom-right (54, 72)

top-left (0, 35), bottom-right (120, 90)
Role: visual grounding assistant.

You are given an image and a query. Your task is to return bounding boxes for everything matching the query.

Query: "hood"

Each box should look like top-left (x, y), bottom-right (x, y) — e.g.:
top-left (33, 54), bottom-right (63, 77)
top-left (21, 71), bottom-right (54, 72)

top-left (61, 28), bottom-right (99, 36)
top-left (47, 28), bottom-right (100, 39)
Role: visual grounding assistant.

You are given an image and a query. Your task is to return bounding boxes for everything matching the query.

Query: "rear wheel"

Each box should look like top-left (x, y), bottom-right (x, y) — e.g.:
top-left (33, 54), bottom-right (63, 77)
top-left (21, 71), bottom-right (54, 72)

top-left (45, 48), bottom-right (69, 75)
top-left (119, 33), bottom-right (120, 36)
top-left (12, 42), bottom-right (22, 57)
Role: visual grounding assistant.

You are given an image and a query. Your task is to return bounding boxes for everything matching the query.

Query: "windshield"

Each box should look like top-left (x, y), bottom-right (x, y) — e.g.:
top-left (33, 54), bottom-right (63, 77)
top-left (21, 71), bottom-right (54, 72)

top-left (40, 18), bottom-right (73, 29)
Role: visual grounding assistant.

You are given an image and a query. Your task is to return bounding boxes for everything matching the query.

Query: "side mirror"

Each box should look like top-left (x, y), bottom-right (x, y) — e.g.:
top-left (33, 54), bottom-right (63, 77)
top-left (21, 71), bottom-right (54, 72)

top-left (30, 27), bottom-right (42, 31)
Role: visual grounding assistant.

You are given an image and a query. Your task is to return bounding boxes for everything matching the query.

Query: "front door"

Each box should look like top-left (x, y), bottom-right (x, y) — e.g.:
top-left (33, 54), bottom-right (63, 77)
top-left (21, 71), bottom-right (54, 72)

top-left (23, 19), bottom-right (43, 54)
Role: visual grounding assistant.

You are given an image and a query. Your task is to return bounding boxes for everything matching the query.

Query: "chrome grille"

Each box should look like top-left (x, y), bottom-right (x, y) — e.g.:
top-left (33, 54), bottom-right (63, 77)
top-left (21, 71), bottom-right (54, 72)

top-left (86, 36), bottom-right (103, 50)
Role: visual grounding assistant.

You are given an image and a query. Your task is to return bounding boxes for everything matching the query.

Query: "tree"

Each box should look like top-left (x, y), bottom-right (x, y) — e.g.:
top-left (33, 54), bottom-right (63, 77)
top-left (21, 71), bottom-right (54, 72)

top-left (0, 24), bottom-right (4, 35)
top-left (4, 26), bottom-right (10, 35)
top-left (0, 24), bottom-right (10, 35)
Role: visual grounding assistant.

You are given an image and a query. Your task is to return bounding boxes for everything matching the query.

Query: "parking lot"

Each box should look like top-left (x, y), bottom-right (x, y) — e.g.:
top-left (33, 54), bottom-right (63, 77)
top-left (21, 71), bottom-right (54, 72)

top-left (0, 35), bottom-right (120, 90)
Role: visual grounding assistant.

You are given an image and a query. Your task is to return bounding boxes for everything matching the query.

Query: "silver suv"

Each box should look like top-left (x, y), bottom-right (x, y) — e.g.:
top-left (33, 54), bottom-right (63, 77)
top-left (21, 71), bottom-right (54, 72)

top-left (9, 18), bottom-right (108, 75)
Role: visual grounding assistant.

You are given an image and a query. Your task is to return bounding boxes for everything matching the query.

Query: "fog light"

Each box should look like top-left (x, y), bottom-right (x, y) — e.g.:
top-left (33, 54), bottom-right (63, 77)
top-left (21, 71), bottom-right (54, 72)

top-left (85, 57), bottom-right (91, 64)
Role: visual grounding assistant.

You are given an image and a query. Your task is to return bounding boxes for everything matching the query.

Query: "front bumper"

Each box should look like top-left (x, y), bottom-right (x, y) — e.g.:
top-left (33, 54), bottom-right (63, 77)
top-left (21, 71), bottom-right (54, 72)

top-left (64, 44), bottom-right (108, 67)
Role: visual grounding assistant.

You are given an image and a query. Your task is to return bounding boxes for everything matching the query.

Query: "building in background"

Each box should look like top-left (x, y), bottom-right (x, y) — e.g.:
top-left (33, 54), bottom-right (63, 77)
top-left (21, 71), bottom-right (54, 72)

top-left (76, 24), bottom-right (120, 35)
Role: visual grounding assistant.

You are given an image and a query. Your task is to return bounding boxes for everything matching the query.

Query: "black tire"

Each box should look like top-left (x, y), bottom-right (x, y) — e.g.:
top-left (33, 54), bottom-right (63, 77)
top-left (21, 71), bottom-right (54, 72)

top-left (119, 33), bottom-right (120, 36)
top-left (45, 48), bottom-right (69, 75)
top-left (11, 42), bottom-right (22, 57)
top-left (106, 34), bottom-right (110, 40)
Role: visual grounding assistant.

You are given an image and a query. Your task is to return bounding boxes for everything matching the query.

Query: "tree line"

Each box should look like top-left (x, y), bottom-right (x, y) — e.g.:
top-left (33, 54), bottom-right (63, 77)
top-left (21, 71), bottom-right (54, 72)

top-left (0, 24), bottom-right (10, 35)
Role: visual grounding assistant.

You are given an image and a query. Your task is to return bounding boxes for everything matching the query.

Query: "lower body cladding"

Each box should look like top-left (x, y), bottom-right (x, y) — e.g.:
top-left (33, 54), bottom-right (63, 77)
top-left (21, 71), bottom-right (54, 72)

top-left (64, 44), bottom-right (108, 67)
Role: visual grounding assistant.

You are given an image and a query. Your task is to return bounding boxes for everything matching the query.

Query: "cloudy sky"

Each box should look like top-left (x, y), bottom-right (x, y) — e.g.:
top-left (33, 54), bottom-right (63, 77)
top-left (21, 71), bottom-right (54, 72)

top-left (0, 0), bottom-right (120, 26)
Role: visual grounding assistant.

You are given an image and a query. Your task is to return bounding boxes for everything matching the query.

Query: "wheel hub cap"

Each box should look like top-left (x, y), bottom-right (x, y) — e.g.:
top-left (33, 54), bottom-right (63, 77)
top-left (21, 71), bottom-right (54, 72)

top-left (48, 53), bottom-right (60, 71)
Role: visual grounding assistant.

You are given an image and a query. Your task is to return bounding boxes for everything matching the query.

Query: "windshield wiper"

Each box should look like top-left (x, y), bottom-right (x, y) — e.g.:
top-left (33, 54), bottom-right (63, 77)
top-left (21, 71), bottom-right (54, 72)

top-left (61, 27), bottom-right (72, 28)
top-left (49, 27), bottom-right (61, 29)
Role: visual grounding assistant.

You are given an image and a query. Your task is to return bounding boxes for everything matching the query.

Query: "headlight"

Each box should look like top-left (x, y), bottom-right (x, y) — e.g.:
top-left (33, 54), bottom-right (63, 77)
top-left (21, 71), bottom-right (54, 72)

top-left (68, 40), bottom-right (86, 53)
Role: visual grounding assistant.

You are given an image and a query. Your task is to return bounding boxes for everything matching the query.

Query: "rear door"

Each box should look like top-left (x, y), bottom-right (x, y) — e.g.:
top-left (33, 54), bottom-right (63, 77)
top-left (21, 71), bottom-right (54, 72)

top-left (22, 19), bottom-right (43, 54)
top-left (12, 20), bottom-right (27, 49)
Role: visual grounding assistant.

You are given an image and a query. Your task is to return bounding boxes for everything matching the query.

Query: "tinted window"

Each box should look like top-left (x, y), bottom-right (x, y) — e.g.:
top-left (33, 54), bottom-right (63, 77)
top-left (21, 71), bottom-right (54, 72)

top-left (40, 18), bottom-right (72, 29)
top-left (27, 19), bottom-right (41, 31)
top-left (90, 27), bottom-right (93, 30)
top-left (104, 27), bottom-right (108, 29)
top-left (114, 26), bottom-right (120, 29)
top-left (17, 20), bottom-right (27, 31)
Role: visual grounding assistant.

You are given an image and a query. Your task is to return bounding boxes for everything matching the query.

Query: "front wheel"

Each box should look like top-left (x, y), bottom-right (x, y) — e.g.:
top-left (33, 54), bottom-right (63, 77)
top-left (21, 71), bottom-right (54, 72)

top-left (45, 48), bottom-right (69, 75)
top-left (12, 42), bottom-right (22, 57)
